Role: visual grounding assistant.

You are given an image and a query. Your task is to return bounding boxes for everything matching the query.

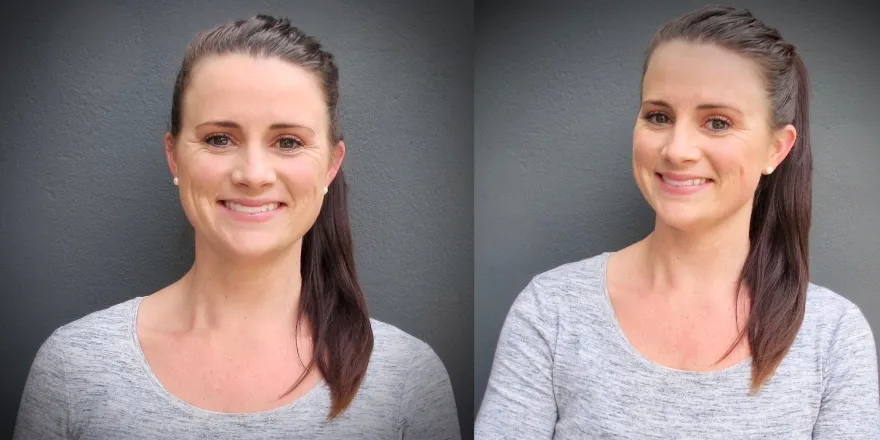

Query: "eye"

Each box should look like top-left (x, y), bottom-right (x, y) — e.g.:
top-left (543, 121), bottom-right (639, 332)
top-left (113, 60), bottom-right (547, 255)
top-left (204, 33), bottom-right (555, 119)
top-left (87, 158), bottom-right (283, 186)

top-left (204, 133), bottom-right (232, 147)
top-left (276, 136), bottom-right (305, 151)
top-left (644, 111), bottom-right (671, 125)
top-left (705, 116), bottom-right (732, 131)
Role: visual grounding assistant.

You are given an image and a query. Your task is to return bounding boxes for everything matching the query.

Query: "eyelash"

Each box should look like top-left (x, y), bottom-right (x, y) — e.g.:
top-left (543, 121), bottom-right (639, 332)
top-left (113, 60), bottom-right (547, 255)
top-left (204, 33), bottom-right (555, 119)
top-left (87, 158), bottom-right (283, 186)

top-left (202, 133), bottom-right (306, 151)
top-left (643, 111), bottom-right (733, 131)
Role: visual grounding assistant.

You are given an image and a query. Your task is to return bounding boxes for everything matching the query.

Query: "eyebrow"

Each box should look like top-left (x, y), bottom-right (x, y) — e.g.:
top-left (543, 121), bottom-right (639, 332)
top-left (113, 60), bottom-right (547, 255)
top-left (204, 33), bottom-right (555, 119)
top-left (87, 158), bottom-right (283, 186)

top-left (196, 120), bottom-right (315, 133)
top-left (641, 99), bottom-right (743, 115)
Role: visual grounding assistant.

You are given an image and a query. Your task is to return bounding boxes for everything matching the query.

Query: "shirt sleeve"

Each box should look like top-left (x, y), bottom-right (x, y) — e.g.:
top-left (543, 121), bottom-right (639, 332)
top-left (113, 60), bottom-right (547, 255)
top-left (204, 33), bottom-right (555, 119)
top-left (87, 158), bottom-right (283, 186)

top-left (399, 343), bottom-right (461, 440)
top-left (14, 331), bottom-right (71, 440)
top-left (812, 304), bottom-right (880, 439)
top-left (475, 277), bottom-right (558, 439)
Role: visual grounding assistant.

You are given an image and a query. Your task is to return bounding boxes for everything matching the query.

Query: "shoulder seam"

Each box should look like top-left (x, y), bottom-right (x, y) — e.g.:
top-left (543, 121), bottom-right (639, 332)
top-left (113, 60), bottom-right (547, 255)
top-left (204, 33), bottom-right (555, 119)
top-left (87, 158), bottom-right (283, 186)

top-left (528, 273), bottom-right (562, 365)
top-left (822, 303), bottom-right (861, 387)
top-left (49, 330), bottom-right (73, 438)
top-left (396, 342), bottom-right (432, 432)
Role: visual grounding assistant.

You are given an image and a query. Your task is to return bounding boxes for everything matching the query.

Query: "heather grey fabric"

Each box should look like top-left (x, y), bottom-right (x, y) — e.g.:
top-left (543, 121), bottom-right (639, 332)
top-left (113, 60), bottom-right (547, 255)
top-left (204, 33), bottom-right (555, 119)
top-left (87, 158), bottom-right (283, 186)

top-left (476, 252), bottom-right (880, 439)
top-left (15, 297), bottom-right (460, 439)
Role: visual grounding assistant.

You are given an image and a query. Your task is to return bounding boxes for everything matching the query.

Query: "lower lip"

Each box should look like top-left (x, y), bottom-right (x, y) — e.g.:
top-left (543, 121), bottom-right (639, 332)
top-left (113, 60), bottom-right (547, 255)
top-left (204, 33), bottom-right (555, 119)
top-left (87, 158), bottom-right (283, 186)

top-left (656, 173), bottom-right (713, 195)
top-left (219, 202), bottom-right (285, 222)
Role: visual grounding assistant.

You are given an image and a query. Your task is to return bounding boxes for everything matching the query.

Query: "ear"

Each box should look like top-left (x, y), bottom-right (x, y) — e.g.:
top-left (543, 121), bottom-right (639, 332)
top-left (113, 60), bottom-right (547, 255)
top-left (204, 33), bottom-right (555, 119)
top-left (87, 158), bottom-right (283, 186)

top-left (164, 132), bottom-right (179, 179)
top-left (767, 124), bottom-right (797, 170)
top-left (327, 140), bottom-right (345, 184)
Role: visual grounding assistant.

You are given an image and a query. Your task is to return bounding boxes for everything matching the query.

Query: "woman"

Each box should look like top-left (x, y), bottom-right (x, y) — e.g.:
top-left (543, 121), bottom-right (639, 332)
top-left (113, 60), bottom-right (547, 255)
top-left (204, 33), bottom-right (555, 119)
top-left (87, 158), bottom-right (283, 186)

top-left (476, 5), bottom-right (878, 439)
top-left (15, 15), bottom-right (460, 440)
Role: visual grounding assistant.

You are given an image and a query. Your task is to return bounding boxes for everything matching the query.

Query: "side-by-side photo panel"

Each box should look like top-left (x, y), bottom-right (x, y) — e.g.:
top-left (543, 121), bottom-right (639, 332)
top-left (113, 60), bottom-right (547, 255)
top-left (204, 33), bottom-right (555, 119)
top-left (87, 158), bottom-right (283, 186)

top-left (2, 1), bottom-right (473, 439)
top-left (475, 0), bottom-right (880, 438)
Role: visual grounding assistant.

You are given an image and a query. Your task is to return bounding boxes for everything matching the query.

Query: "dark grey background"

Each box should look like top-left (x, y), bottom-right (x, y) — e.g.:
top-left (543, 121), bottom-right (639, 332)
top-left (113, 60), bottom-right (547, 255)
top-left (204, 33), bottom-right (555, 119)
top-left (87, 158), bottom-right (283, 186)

top-left (475, 0), bottom-right (880, 414)
top-left (0, 0), bottom-right (473, 437)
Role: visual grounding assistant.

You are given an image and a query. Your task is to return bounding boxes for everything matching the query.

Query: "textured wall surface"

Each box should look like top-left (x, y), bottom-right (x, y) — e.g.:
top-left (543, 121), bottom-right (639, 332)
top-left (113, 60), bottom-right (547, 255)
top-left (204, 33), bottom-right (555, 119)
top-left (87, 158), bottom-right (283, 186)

top-left (475, 0), bottom-right (880, 414)
top-left (0, 0), bottom-right (473, 437)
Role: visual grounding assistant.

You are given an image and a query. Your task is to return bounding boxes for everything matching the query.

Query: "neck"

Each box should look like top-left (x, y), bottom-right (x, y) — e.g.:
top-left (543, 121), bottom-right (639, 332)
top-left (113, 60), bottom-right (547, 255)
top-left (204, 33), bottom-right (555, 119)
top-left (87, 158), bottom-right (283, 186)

top-left (640, 205), bottom-right (752, 297)
top-left (174, 236), bottom-right (304, 333)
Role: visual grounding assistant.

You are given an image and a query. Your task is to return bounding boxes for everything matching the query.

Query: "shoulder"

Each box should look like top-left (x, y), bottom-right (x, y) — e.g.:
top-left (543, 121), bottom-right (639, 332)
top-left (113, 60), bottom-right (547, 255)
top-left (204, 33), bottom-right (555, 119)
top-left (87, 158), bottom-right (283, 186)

top-left (368, 319), bottom-right (441, 368)
top-left (362, 319), bottom-right (452, 401)
top-left (803, 283), bottom-right (870, 333)
top-left (51, 297), bottom-right (137, 343)
top-left (41, 297), bottom-right (139, 368)
top-left (801, 283), bottom-right (875, 360)
top-left (530, 252), bottom-right (608, 292)
top-left (365, 321), bottom-right (459, 435)
top-left (508, 252), bottom-right (609, 318)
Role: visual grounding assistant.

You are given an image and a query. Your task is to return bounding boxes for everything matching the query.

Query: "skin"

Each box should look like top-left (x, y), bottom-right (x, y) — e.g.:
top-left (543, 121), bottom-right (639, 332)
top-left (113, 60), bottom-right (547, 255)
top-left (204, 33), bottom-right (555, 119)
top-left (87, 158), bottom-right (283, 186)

top-left (607, 41), bottom-right (797, 371)
top-left (135, 54), bottom-right (343, 413)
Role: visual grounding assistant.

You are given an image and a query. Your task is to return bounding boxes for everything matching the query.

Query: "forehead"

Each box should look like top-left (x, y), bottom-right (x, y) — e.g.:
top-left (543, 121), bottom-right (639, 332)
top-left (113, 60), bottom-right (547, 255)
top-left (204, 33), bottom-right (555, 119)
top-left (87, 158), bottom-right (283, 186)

top-left (182, 54), bottom-right (327, 128)
top-left (643, 41), bottom-right (768, 111)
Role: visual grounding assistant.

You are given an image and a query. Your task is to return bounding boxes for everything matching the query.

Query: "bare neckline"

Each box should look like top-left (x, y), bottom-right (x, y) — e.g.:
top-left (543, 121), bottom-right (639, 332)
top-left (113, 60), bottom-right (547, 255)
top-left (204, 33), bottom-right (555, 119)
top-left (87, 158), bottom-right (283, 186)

top-left (598, 252), bottom-right (752, 377)
top-left (126, 295), bottom-right (328, 417)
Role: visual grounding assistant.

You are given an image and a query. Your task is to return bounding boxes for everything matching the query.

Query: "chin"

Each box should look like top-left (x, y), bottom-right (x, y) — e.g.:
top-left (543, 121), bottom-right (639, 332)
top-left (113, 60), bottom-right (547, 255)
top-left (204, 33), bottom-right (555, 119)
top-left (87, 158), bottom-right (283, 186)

top-left (653, 203), bottom-right (713, 232)
top-left (219, 231), bottom-right (298, 260)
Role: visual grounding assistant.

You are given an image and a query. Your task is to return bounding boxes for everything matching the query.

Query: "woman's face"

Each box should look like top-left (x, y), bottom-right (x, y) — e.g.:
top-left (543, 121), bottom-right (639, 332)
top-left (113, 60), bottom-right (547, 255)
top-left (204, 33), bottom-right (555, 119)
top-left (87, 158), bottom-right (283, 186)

top-left (632, 41), bottom-right (795, 232)
top-left (165, 54), bottom-right (342, 259)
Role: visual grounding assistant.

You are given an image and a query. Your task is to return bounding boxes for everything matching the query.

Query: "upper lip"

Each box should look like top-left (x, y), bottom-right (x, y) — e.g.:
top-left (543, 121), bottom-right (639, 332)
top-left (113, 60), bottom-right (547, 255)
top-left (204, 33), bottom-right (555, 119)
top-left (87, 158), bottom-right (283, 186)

top-left (657, 172), bottom-right (712, 181)
top-left (221, 199), bottom-right (285, 207)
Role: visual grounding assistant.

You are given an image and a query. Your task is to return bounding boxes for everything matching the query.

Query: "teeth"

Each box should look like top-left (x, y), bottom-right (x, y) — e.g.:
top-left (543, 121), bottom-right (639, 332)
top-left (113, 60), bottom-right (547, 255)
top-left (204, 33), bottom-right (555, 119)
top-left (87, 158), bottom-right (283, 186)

top-left (662, 175), bottom-right (707, 187)
top-left (223, 201), bottom-right (279, 213)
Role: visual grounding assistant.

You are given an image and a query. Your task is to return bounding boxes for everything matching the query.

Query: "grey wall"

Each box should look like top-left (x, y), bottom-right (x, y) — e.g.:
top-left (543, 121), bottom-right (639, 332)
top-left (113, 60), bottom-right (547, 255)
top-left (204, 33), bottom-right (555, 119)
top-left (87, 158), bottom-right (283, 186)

top-left (475, 0), bottom-right (880, 414)
top-left (0, 0), bottom-right (473, 438)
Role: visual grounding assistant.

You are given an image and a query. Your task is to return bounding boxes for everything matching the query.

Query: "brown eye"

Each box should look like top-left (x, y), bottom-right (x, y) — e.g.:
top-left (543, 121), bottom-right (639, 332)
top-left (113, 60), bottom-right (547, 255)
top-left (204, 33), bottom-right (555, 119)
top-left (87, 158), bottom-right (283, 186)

top-left (277, 136), bottom-right (304, 151)
top-left (204, 134), bottom-right (231, 147)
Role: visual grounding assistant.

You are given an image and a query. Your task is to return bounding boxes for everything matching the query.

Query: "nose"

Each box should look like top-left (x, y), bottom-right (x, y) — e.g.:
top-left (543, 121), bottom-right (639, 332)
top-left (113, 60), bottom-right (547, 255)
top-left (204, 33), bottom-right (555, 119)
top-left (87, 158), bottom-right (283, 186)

top-left (231, 145), bottom-right (276, 188)
top-left (661, 122), bottom-right (701, 165)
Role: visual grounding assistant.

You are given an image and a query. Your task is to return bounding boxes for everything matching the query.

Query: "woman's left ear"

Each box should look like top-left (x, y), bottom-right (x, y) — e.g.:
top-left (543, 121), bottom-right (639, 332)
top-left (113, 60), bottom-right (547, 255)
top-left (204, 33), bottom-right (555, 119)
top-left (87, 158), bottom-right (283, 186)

top-left (327, 140), bottom-right (346, 184)
top-left (768, 124), bottom-right (797, 169)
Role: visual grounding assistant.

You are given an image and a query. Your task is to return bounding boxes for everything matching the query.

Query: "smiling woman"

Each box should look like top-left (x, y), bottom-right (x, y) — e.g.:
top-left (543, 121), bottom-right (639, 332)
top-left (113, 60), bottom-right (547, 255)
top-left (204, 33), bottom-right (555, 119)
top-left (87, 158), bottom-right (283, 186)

top-left (475, 5), bottom-right (879, 439)
top-left (13, 15), bottom-right (460, 440)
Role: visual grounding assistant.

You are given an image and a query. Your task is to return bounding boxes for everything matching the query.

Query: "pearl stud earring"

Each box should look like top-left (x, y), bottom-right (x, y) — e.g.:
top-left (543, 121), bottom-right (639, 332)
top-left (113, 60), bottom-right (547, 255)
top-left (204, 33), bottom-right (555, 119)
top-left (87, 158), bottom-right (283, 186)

top-left (763, 166), bottom-right (774, 175)
top-left (173, 177), bottom-right (179, 186)
top-left (323, 187), bottom-right (328, 195)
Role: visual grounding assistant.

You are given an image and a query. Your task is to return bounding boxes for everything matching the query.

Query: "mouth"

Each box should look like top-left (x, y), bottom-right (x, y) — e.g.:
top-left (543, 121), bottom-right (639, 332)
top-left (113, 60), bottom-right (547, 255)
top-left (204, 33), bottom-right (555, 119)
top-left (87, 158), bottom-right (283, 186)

top-left (656, 173), bottom-right (713, 187)
top-left (220, 200), bottom-right (286, 214)
top-left (655, 173), bottom-right (713, 195)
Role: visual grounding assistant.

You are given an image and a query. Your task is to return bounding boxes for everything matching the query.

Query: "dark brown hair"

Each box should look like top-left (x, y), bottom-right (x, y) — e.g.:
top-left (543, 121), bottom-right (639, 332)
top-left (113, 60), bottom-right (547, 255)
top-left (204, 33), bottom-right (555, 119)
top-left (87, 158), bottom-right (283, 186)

top-left (168, 15), bottom-right (373, 418)
top-left (642, 5), bottom-right (812, 392)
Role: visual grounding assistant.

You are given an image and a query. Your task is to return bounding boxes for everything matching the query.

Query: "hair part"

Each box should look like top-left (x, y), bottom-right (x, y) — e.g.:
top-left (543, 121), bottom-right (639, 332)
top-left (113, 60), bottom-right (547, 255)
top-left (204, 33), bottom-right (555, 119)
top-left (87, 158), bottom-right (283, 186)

top-left (169, 15), bottom-right (372, 418)
top-left (643, 5), bottom-right (812, 391)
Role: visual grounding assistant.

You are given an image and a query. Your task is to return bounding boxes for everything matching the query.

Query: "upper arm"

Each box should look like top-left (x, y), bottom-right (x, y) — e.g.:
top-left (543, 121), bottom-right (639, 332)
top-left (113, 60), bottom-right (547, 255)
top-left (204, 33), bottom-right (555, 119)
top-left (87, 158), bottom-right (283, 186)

top-left (14, 332), bottom-right (71, 440)
top-left (812, 305), bottom-right (880, 439)
top-left (399, 344), bottom-right (461, 440)
top-left (475, 278), bottom-right (558, 439)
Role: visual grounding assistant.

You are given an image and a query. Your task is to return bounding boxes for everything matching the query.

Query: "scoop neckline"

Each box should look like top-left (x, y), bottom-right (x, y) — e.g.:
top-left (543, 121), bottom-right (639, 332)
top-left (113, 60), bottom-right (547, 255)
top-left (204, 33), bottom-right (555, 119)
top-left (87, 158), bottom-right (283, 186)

top-left (597, 251), bottom-right (752, 378)
top-left (126, 295), bottom-right (328, 418)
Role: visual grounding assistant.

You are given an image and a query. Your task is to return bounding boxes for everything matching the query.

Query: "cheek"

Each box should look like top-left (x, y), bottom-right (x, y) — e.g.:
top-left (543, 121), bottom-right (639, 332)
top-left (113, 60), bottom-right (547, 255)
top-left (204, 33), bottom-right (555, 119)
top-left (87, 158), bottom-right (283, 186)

top-left (632, 128), bottom-right (661, 170)
top-left (281, 157), bottom-right (327, 195)
top-left (710, 142), bottom-right (744, 173)
top-left (707, 146), bottom-right (761, 192)
top-left (179, 154), bottom-right (228, 195)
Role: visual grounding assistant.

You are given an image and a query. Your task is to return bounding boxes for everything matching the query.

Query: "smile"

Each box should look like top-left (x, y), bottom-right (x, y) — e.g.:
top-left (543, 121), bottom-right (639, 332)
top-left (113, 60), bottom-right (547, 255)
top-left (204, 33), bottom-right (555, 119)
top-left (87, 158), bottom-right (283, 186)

top-left (660, 175), bottom-right (708, 186)
top-left (656, 173), bottom-right (713, 195)
top-left (222, 201), bottom-right (283, 214)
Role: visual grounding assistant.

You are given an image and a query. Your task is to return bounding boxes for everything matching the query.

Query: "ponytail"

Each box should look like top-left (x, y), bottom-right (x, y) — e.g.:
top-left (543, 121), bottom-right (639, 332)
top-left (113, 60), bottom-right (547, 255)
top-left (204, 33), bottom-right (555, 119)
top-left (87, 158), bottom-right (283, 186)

top-left (739, 52), bottom-right (812, 391)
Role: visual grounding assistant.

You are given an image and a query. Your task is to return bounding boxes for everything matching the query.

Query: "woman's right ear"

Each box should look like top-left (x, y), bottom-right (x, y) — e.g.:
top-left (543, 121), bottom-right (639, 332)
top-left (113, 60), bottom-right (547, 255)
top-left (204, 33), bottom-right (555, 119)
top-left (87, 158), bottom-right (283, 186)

top-left (164, 132), bottom-right (178, 180)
